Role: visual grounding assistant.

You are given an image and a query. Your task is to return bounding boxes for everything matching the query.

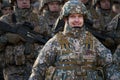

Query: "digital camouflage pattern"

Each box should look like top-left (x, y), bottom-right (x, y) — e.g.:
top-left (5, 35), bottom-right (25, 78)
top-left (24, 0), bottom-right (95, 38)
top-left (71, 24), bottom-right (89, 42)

top-left (29, 25), bottom-right (112, 80)
top-left (29, 0), bottom-right (112, 80)
top-left (0, 2), bottom-right (40, 80)
top-left (60, 0), bottom-right (88, 19)
top-left (38, 11), bottom-right (60, 37)
top-left (39, 0), bottom-right (61, 13)
top-left (36, 0), bottom-right (61, 38)
top-left (104, 13), bottom-right (120, 80)
top-left (92, 0), bottom-right (116, 31)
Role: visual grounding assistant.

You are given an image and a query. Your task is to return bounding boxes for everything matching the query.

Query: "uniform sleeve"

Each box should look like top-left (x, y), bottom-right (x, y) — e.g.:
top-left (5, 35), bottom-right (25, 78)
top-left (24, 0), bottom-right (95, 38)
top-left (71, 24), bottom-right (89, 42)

top-left (94, 36), bottom-right (112, 66)
top-left (105, 45), bottom-right (120, 80)
top-left (29, 39), bottom-right (57, 80)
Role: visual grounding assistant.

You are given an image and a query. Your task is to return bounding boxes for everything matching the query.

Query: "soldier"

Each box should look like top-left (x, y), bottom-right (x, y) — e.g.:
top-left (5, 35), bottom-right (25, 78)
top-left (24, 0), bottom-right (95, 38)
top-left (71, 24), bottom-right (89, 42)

top-left (0, 0), bottom-right (40, 80)
top-left (104, 13), bottom-right (120, 80)
top-left (34, 0), bottom-right (62, 37)
top-left (92, 0), bottom-right (116, 30)
top-left (1, 1), bottom-right (13, 15)
top-left (29, 0), bottom-right (112, 80)
top-left (112, 0), bottom-right (120, 14)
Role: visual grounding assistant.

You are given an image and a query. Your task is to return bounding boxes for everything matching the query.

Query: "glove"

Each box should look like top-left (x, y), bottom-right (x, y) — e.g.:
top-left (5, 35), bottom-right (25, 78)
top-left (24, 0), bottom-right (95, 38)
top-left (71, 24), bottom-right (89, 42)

top-left (5, 33), bottom-right (23, 44)
top-left (22, 22), bottom-right (34, 30)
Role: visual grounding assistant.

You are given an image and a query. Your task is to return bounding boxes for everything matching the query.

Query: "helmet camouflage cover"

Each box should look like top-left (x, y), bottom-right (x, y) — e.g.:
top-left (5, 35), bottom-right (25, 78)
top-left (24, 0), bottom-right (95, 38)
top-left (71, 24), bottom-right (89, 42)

top-left (40, 0), bottom-right (61, 8)
top-left (92, 0), bottom-right (113, 6)
top-left (60, 0), bottom-right (88, 19)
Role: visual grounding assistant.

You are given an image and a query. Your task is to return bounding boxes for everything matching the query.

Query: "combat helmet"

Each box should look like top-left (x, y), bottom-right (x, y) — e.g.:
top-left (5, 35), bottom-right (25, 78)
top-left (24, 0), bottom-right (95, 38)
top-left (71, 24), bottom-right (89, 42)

top-left (40, 0), bottom-right (61, 11)
top-left (92, 0), bottom-right (112, 7)
top-left (1, 0), bottom-right (13, 10)
top-left (60, 0), bottom-right (88, 19)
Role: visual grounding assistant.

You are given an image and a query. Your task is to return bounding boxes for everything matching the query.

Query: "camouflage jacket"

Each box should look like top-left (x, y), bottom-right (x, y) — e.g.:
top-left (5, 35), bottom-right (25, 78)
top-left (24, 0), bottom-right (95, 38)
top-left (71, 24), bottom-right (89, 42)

top-left (91, 8), bottom-right (116, 31)
top-left (0, 8), bottom-right (40, 66)
top-left (104, 13), bottom-right (120, 80)
top-left (38, 11), bottom-right (60, 37)
top-left (29, 27), bottom-right (112, 80)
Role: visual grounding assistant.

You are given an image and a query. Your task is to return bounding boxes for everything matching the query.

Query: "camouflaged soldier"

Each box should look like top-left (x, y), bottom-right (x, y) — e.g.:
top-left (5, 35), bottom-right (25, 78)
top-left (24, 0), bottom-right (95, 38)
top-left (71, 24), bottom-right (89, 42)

top-left (92, 0), bottom-right (116, 31)
top-left (0, 1), bottom-right (13, 80)
top-left (34, 0), bottom-right (62, 37)
top-left (53, 0), bottom-right (93, 34)
top-left (29, 0), bottom-right (112, 80)
top-left (1, 1), bottom-right (13, 15)
top-left (104, 13), bottom-right (120, 80)
top-left (0, 0), bottom-right (40, 80)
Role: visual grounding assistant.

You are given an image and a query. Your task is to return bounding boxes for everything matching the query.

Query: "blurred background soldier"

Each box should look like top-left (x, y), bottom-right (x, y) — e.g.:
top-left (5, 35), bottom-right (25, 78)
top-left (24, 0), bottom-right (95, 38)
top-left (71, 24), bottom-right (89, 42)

top-left (29, 0), bottom-right (112, 80)
top-left (0, 1), bottom-right (13, 80)
top-left (1, 1), bottom-right (13, 16)
top-left (34, 0), bottom-right (62, 38)
top-left (104, 13), bottom-right (120, 80)
top-left (112, 0), bottom-right (120, 14)
top-left (0, 0), bottom-right (40, 80)
top-left (92, 0), bottom-right (116, 30)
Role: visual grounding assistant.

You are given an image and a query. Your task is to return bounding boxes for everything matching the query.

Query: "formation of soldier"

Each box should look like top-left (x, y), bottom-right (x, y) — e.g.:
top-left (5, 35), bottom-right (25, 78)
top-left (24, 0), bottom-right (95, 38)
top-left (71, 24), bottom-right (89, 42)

top-left (0, 0), bottom-right (119, 80)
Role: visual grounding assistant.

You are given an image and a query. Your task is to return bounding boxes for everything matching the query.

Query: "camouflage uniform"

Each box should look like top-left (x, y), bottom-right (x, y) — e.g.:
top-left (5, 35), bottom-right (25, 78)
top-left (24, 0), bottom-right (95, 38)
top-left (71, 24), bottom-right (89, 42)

top-left (36, 0), bottom-right (61, 37)
top-left (0, 0), bottom-right (40, 80)
top-left (29, 1), bottom-right (112, 80)
top-left (101, 13), bottom-right (120, 80)
top-left (92, 0), bottom-right (116, 31)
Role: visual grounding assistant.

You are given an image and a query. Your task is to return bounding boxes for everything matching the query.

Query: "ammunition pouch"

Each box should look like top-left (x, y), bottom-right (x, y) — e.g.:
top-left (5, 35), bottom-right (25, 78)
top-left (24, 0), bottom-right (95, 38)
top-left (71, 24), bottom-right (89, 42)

top-left (5, 33), bottom-right (22, 44)
top-left (55, 61), bottom-right (104, 79)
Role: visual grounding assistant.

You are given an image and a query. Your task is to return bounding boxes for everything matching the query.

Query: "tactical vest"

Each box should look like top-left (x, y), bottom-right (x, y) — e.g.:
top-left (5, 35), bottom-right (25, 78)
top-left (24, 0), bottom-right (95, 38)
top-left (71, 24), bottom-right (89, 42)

top-left (46, 32), bottom-right (106, 80)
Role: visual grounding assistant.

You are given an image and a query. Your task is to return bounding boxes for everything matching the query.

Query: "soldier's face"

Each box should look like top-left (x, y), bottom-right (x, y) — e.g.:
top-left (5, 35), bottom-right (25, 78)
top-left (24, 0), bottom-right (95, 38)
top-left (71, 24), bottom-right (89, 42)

top-left (68, 13), bottom-right (84, 28)
top-left (17, 0), bottom-right (30, 9)
top-left (100, 0), bottom-right (110, 9)
top-left (2, 7), bottom-right (12, 15)
top-left (48, 1), bottom-right (60, 12)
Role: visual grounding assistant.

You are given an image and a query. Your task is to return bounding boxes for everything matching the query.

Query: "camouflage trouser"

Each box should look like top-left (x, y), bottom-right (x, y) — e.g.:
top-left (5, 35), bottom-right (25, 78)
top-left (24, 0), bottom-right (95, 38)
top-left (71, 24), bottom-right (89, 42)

top-left (3, 62), bottom-right (33, 80)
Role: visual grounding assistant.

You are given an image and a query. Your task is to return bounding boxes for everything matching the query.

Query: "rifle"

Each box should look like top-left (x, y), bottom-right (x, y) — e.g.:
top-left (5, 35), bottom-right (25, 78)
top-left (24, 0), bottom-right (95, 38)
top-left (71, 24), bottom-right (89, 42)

top-left (0, 21), bottom-right (51, 55)
top-left (0, 21), bottom-right (49, 44)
